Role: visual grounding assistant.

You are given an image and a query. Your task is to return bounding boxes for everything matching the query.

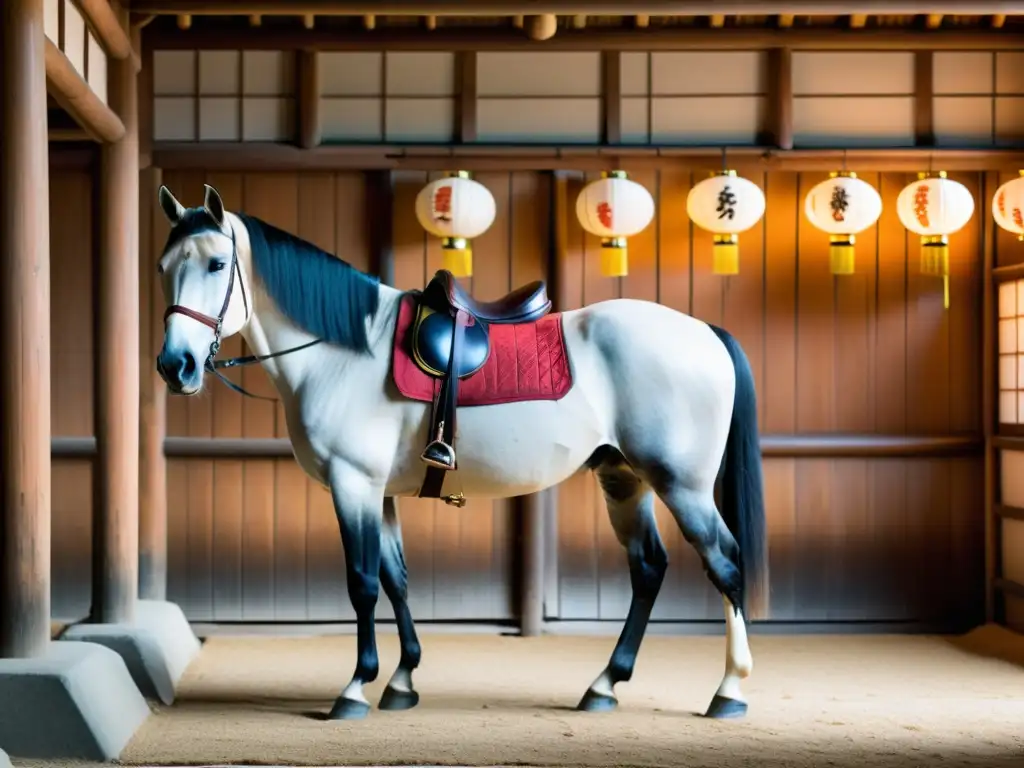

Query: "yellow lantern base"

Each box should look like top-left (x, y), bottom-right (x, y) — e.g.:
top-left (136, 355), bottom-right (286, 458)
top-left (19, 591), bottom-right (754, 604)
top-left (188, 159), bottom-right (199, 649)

top-left (920, 236), bottom-right (950, 310)
top-left (829, 235), bottom-right (855, 275)
top-left (601, 237), bottom-right (628, 277)
top-left (442, 237), bottom-right (472, 278)
top-left (713, 234), bottom-right (739, 275)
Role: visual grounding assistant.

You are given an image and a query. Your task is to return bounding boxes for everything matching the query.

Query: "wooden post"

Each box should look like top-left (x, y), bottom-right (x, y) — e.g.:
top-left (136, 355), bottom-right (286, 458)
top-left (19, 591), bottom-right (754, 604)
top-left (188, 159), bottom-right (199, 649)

top-left (765, 47), bottom-right (793, 150)
top-left (456, 51), bottom-right (477, 143)
top-left (297, 49), bottom-right (321, 149)
top-left (602, 51), bottom-right (622, 145)
top-left (93, 31), bottom-right (141, 625)
top-left (138, 166), bottom-right (167, 602)
top-left (914, 50), bottom-right (935, 147)
top-left (0, 0), bottom-right (52, 660)
top-left (518, 493), bottom-right (545, 636)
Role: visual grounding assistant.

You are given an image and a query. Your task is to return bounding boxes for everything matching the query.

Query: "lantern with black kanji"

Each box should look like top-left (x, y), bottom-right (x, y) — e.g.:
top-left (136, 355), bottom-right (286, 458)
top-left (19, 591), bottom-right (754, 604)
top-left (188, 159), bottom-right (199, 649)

top-left (575, 170), bottom-right (656, 277)
top-left (896, 171), bottom-right (975, 309)
top-left (686, 170), bottom-right (766, 275)
top-left (414, 171), bottom-right (497, 278)
top-left (993, 171), bottom-right (1024, 242)
top-left (803, 172), bottom-right (883, 275)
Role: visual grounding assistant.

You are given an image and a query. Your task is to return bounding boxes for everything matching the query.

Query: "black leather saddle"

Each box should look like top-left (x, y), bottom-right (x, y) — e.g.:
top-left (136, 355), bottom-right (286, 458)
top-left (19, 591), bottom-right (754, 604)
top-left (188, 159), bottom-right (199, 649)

top-left (410, 269), bottom-right (552, 505)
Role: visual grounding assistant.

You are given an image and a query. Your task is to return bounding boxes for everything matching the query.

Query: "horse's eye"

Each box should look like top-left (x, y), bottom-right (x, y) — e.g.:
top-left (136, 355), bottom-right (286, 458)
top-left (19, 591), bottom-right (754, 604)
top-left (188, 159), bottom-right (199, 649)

top-left (209, 260), bottom-right (226, 273)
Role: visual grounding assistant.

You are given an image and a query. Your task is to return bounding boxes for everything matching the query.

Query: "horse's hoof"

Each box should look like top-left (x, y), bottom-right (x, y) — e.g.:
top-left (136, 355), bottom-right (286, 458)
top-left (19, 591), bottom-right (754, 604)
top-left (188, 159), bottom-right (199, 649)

top-left (328, 697), bottom-right (371, 720)
top-left (378, 686), bottom-right (420, 711)
top-left (576, 689), bottom-right (618, 713)
top-left (704, 694), bottom-right (748, 719)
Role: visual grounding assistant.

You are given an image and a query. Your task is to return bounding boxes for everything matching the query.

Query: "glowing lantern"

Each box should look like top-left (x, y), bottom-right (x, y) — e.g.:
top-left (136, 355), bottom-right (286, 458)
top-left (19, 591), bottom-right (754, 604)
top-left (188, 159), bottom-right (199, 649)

top-left (575, 170), bottom-right (655, 277)
top-left (686, 170), bottom-right (766, 275)
top-left (803, 172), bottom-right (883, 275)
top-left (414, 171), bottom-right (496, 278)
top-left (896, 171), bottom-right (975, 309)
top-left (993, 171), bottom-right (1024, 242)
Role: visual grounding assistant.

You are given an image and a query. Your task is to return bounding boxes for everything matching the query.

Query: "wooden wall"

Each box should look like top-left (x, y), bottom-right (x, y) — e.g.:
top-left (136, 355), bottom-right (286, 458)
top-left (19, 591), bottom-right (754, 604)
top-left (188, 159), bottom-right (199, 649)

top-left (49, 163), bottom-right (987, 628)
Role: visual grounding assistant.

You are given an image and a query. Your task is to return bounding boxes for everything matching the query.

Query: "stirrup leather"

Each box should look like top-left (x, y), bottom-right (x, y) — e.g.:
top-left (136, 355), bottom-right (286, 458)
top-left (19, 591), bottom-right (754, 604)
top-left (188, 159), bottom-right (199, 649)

top-left (420, 421), bottom-right (456, 470)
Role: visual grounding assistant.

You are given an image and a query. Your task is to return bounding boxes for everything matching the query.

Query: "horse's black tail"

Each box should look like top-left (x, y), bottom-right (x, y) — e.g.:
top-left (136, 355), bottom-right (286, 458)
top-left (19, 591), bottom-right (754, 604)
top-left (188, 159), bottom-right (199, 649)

top-left (709, 325), bottom-right (768, 618)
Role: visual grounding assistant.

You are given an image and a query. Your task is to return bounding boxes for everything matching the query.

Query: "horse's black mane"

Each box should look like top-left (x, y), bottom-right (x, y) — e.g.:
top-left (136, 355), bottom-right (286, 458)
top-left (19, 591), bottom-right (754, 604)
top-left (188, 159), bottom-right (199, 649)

top-left (166, 208), bottom-right (381, 354)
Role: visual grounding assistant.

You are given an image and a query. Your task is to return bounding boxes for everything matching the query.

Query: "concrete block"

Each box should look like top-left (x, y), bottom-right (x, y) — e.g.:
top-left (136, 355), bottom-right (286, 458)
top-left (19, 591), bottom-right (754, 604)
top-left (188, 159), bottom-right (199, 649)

top-left (0, 641), bottom-right (150, 761)
top-left (0, 748), bottom-right (10, 768)
top-left (60, 600), bottom-right (201, 705)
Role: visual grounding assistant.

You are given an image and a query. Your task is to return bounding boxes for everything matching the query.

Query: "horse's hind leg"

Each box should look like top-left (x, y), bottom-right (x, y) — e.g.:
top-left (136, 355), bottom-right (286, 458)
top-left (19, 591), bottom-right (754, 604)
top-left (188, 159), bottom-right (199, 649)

top-left (577, 451), bottom-right (668, 712)
top-left (656, 482), bottom-right (753, 718)
top-left (377, 496), bottom-right (422, 711)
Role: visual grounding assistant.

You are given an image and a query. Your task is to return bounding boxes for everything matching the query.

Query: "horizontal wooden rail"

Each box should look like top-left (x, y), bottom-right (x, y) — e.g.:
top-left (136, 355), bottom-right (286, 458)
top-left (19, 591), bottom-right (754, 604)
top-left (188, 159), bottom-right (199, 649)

top-left (994, 504), bottom-right (1024, 521)
top-left (992, 263), bottom-right (1024, 283)
top-left (151, 143), bottom-right (1024, 173)
top-left (132, 1), bottom-right (1024, 17)
top-left (994, 577), bottom-right (1024, 600)
top-left (142, 23), bottom-right (1023, 51)
top-left (78, 0), bottom-right (134, 61)
top-left (993, 435), bottom-right (1024, 450)
top-left (51, 434), bottom-right (983, 460)
top-left (45, 39), bottom-right (125, 143)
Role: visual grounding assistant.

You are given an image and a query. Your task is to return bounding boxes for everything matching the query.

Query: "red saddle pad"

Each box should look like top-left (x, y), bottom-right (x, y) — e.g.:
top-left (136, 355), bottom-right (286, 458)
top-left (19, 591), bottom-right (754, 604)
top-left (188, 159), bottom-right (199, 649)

top-left (391, 293), bottom-right (573, 406)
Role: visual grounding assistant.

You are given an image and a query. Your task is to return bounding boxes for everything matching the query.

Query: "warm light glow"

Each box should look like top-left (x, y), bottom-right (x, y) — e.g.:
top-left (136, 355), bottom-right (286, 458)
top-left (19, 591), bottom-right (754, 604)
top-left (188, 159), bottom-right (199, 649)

top-left (803, 172), bottom-right (882, 275)
top-left (575, 171), bottom-right (656, 277)
top-left (997, 278), bottom-right (1024, 424)
top-left (895, 172), bottom-right (974, 310)
top-left (992, 171), bottom-right (1024, 242)
top-left (414, 171), bottom-right (497, 278)
top-left (686, 171), bottom-right (765, 275)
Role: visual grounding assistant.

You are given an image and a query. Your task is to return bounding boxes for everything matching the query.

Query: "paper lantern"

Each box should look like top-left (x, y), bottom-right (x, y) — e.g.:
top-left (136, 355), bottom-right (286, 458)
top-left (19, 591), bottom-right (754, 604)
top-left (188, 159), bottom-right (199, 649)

top-left (993, 171), bottom-right (1024, 242)
top-left (415, 171), bottom-right (496, 277)
top-left (803, 172), bottom-right (882, 275)
top-left (896, 171), bottom-right (975, 309)
top-left (686, 170), bottom-right (766, 275)
top-left (575, 170), bottom-right (656, 277)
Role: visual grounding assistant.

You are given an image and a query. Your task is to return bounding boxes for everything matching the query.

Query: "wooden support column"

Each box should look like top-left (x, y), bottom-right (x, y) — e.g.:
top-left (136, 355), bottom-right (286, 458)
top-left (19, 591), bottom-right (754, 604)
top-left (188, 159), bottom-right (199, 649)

top-left (367, 170), bottom-right (394, 286)
top-left (914, 50), bottom-right (934, 146)
top-left (518, 492), bottom-right (545, 636)
top-left (602, 50), bottom-right (621, 145)
top-left (297, 49), bottom-right (321, 149)
top-left (1, 0), bottom-right (52, 660)
top-left (93, 29), bottom-right (141, 624)
top-left (456, 50), bottom-right (477, 143)
top-left (138, 166), bottom-right (167, 602)
top-left (765, 47), bottom-right (793, 149)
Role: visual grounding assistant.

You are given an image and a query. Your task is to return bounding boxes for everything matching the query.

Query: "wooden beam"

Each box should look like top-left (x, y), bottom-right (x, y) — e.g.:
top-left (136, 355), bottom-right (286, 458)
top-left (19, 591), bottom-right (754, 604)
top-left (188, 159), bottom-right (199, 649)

top-left (425, 14), bottom-right (437, 29)
top-left (994, 577), bottom-right (1024, 600)
top-left (572, 14), bottom-right (587, 29)
top-left (366, 171), bottom-right (394, 286)
top-left (634, 14), bottom-right (650, 27)
top-left (765, 47), bottom-right (793, 150)
top-left (77, 0), bottom-right (134, 59)
top-left (602, 51), bottom-right (621, 145)
top-left (94, 40), bottom-right (141, 625)
top-left (455, 51), bottom-right (477, 143)
top-left (984, 172), bottom-right (998, 624)
top-left (150, 143), bottom-right (1024, 173)
top-left (48, 127), bottom-right (91, 140)
top-left (50, 433), bottom-right (986, 459)
top-left (2, 0), bottom-right (52, 661)
top-left (914, 50), bottom-right (934, 146)
top-left (176, 13), bottom-right (191, 28)
top-left (138, 167), bottom-right (167, 602)
top-left (993, 14), bottom-right (1007, 27)
top-left (994, 504), bottom-right (1024, 521)
top-left (45, 38), bottom-right (125, 143)
top-left (925, 13), bottom-right (944, 28)
top-left (849, 14), bottom-right (867, 28)
top-left (297, 49), bottom-right (320, 148)
top-left (710, 14), bottom-right (726, 27)
top-left (778, 14), bottom-right (795, 26)
top-left (993, 262), bottom-right (1024, 282)
top-left (303, 13), bottom-right (315, 28)
top-left (143, 24), bottom-right (1023, 50)
top-left (129, 2), bottom-right (1024, 14)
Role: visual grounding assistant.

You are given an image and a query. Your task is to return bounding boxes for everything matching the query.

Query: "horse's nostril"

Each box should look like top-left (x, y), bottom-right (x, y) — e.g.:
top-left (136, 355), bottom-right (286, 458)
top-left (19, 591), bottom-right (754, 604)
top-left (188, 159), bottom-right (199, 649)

top-left (181, 352), bottom-right (197, 377)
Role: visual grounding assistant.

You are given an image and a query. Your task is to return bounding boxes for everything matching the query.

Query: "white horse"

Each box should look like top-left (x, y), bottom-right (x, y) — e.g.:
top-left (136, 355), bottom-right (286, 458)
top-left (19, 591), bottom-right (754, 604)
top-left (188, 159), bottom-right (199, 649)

top-left (154, 183), bottom-right (767, 721)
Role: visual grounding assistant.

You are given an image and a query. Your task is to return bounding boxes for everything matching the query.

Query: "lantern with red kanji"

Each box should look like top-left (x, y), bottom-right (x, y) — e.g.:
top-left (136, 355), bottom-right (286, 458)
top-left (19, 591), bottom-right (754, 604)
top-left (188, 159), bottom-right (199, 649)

top-left (993, 171), bottom-right (1024, 242)
top-left (686, 170), bottom-right (766, 275)
top-left (803, 172), bottom-right (882, 275)
top-left (896, 171), bottom-right (975, 309)
top-left (575, 170), bottom-right (656, 277)
top-left (415, 171), bottom-right (497, 278)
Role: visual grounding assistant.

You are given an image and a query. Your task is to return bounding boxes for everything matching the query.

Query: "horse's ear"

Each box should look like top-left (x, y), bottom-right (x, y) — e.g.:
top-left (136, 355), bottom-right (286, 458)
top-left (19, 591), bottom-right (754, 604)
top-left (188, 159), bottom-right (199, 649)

top-left (158, 185), bottom-right (185, 224)
top-left (203, 184), bottom-right (225, 227)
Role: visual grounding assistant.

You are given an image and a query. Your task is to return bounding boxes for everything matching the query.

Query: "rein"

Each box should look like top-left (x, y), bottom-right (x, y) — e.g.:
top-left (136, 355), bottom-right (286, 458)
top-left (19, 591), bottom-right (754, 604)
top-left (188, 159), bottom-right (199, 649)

top-left (163, 222), bottom-right (323, 402)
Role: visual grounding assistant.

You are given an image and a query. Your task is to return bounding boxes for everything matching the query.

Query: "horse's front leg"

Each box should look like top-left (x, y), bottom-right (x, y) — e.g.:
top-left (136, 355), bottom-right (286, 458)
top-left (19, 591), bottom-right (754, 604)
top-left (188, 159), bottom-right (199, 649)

top-left (328, 461), bottom-right (384, 720)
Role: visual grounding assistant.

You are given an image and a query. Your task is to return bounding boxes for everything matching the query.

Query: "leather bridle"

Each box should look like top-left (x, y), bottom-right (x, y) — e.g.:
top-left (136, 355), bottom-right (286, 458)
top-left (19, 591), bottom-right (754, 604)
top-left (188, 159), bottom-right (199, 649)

top-left (162, 221), bottom-right (321, 400)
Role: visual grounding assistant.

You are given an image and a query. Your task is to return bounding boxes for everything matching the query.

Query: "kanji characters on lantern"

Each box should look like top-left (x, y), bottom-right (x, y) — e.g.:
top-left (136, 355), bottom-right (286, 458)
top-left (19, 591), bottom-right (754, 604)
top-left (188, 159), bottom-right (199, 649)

top-left (895, 171), bottom-right (975, 309)
top-left (414, 171), bottom-right (497, 278)
top-left (993, 171), bottom-right (1024, 242)
top-left (686, 170), bottom-right (766, 275)
top-left (803, 172), bottom-right (883, 275)
top-left (575, 170), bottom-right (656, 277)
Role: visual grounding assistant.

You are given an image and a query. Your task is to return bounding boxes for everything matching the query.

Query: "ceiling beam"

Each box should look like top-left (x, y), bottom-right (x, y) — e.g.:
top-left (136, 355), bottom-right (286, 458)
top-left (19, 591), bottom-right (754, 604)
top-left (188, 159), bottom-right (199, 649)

top-left (849, 14), bottom-right (867, 28)
top-left (77, 0), bottom-right (134, 60)
top-left (992, 14), bottom-right (1007, 27)
top-left (778, 14), bottom-right (795, 26)
top-left (128, 2), bottom-right (1024, 15)
top-left (710, 14), bottom-right (726, 27)
top-left (926, 13), bottom-right (944, 28)
top-left (143, 24), bottom-right (1024, 49)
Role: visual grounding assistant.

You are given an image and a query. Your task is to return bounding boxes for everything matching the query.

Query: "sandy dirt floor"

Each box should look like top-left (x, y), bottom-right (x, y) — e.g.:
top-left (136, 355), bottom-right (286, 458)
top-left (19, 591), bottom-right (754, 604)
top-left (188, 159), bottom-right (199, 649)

top-left (16, 624), bottom-right (1024, 768)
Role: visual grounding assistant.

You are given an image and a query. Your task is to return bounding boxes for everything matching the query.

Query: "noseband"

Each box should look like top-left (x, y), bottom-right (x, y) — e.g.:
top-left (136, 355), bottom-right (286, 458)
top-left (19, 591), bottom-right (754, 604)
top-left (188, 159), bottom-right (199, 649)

top-left (162, 222), bottom-right (321, 400)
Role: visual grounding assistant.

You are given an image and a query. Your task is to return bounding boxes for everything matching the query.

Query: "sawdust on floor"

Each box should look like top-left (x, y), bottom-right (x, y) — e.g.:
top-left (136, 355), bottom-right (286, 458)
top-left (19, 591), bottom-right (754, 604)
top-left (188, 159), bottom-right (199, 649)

top-left (15, 624), bottom-right (1024, 768)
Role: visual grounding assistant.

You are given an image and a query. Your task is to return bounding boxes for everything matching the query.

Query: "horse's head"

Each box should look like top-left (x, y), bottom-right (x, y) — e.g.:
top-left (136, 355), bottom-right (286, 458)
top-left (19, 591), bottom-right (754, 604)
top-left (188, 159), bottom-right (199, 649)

top-left (155, 184), bottom-right (251, 395)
